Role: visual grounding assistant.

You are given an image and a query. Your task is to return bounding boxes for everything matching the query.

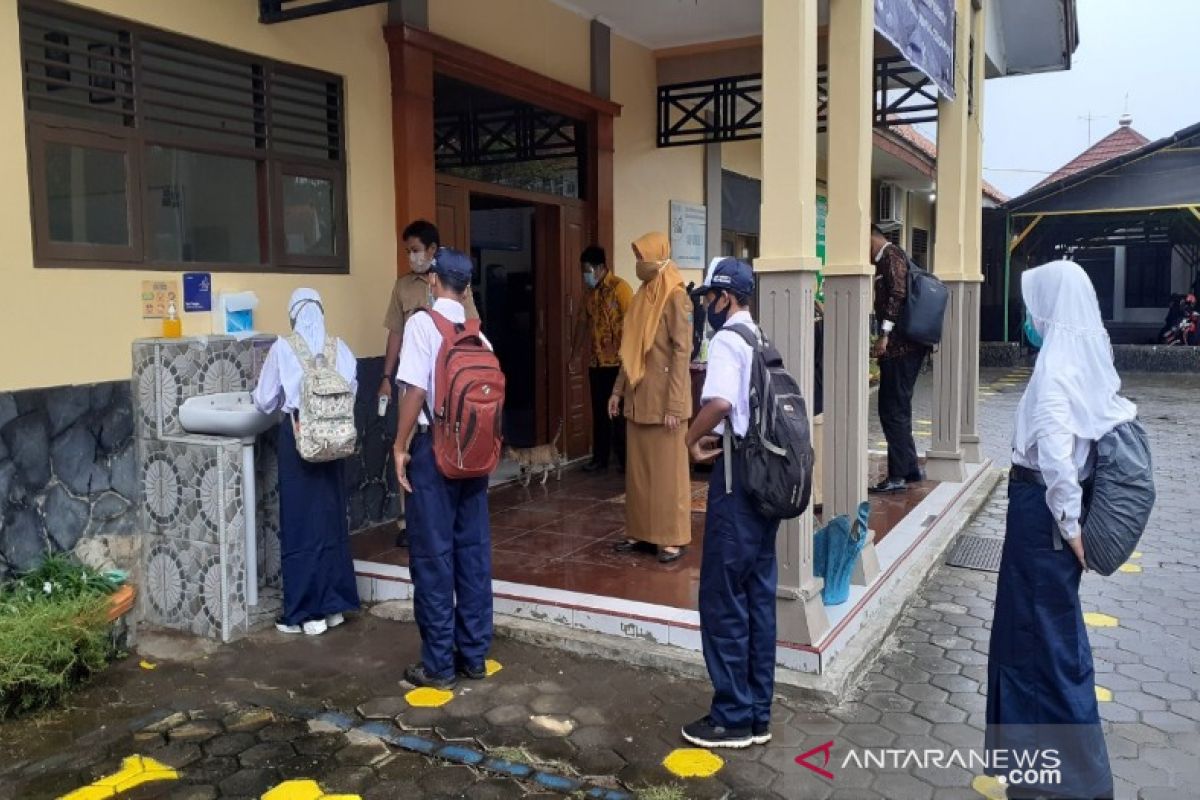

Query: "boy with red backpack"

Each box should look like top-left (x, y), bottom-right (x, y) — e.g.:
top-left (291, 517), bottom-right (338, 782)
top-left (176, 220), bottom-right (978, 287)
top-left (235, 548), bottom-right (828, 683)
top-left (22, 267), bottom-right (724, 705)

top-left (393, 248), bottom-right (505, 690)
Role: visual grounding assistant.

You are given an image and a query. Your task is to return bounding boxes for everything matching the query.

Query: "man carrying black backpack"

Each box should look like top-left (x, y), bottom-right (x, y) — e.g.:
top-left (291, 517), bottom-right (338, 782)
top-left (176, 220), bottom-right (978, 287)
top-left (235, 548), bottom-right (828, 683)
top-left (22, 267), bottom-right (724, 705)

top-left (683, 258), bottom-right (787, 750)
top-left (869, 223), bottom-right (931, 494)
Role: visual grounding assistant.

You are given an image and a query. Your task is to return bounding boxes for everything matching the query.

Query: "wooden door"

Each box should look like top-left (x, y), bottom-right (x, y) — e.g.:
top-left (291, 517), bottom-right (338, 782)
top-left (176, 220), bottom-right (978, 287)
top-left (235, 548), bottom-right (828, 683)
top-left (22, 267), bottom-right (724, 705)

top-left (435, 181), bottom-right (469, 250)
top-left (557, 205), bottom-right (591, 459)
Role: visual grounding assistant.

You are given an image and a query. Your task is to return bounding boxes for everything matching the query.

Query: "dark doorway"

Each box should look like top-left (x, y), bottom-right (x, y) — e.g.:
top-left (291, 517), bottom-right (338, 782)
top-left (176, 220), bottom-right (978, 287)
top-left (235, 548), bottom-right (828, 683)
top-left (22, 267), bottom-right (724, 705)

top-left (1076, 248), bottom-right (1116, 321)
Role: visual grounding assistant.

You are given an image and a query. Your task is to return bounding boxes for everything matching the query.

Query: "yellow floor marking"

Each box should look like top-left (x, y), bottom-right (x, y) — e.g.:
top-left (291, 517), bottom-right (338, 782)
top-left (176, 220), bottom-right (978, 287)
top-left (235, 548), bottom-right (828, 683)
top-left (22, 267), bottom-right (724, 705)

top-left (1118, 563), bottom-right (1142, 574)
top-left (1083, 612), bottom-right (1119, 628)
top-left (916, 419), bottom-right (932, 425)
top-left (485, 659), bottom-right (503, 677)
top-left (139, 660), bottom-right (157, 670)
top-left (261, 780), bottom-right (362, 800)
top-left (874, 441), bottom-right (889, 448)
top-left (1095, 686), bottom-right (1113, 702)
top-left (971, 774), bottom-right (1008, 799)
top-left (663, 748), bottom-right (724, 778)
top-left (60, 755), bottom-right (178, 800)
top-left (405, 687), bottom-right (454, 708)
top-left (1131, 551), bottom-right (1143, 559)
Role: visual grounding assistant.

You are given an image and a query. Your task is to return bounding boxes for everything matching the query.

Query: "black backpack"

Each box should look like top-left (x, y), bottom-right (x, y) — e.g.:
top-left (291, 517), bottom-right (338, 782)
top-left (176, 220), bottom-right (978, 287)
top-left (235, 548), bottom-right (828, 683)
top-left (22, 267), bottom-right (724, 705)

top-left (723, 324), bottom-right (815, 521)
top-left (900, 259), bottom-right (949, 347)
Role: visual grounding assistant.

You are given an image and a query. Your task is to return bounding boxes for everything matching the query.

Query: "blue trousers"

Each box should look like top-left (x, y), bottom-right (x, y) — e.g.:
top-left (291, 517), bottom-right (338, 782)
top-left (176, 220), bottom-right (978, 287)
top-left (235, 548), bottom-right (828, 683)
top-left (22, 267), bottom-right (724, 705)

top-left (986, 479), bottom-right (1113, 799)
top-left (405, 432), bottom-right (494, 680)
top-left (699, 455), bottom-right (780, 730)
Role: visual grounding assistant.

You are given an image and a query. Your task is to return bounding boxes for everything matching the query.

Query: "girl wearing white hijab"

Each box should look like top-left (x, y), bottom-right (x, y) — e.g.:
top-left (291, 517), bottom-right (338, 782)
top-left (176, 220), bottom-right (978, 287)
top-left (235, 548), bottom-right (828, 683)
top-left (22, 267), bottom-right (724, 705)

top-left (984, 261), bottom-right (1134, 800)
top-left (254, 289), bottom-right (360, 636)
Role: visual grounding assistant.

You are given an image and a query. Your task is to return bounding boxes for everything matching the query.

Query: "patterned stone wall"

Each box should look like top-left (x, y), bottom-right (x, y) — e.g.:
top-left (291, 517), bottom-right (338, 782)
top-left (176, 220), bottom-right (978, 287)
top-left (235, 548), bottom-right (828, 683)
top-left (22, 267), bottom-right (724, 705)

top-left (0, 382), bottom-right (138, 581)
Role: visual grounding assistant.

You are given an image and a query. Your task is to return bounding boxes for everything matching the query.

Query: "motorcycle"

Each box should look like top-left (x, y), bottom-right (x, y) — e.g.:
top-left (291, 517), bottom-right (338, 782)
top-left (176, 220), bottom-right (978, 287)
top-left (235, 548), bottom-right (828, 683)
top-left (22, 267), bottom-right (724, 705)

top-left (1159, 293), bottom-right (1199, 346)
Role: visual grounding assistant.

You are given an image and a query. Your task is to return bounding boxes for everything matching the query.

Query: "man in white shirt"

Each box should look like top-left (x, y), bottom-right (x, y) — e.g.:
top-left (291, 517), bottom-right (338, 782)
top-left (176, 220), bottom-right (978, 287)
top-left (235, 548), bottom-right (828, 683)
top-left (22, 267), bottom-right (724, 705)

top-left (682, 258), bottom-right (779, 750)
top-left (393, 248), bottom-right (494, 691)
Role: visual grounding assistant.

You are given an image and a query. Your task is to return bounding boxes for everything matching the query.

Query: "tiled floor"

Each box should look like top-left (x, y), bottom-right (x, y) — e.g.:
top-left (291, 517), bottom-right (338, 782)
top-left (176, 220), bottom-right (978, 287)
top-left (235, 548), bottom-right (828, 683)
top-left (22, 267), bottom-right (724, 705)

top-left (351, 461), bottom-right (937, 611)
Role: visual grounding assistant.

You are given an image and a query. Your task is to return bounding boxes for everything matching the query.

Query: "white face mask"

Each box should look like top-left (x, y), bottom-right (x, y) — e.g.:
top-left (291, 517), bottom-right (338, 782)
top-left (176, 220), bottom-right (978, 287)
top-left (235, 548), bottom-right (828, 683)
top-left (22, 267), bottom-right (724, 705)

top-left (409, 250), bottom-right (431, 274)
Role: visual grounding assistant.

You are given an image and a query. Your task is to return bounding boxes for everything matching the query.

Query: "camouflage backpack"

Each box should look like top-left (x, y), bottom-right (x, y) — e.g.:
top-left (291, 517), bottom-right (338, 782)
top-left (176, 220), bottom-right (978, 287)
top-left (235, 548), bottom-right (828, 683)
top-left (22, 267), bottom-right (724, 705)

top-left (286, 333), bottom-right (357, 462)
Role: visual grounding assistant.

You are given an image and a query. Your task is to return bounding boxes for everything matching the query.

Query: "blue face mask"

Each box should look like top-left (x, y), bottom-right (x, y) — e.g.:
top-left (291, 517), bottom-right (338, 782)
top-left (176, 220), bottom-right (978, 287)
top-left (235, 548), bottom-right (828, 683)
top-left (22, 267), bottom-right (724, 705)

top-left (706, 294), bottom-right (730, 331)
top-left (583, 271), bottom-right (598, 289)
top-left (1023, 312), bottom-right (1043, 349)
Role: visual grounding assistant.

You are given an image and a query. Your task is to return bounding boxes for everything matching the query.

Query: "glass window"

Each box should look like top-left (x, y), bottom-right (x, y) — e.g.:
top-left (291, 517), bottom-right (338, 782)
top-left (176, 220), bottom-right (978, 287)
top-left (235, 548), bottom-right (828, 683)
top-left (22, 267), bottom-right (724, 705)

top-left (282, 173), bottom-right (337, 257)
top-left (145, 146), bottom-right (261, 264)
top-left (45, 141), bottom-right (128, 246)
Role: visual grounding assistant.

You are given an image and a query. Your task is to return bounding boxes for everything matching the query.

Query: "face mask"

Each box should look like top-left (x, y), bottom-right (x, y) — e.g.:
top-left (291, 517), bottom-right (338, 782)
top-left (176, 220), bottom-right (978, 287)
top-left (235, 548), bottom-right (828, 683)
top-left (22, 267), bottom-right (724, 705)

top-left (706, 294), bottom-right (730, 331)
top-left (409, 251), bottom-right (431, 274)
top-left (583, 271), bottom-right (598, 289)
top-left (1023, 312), bottom-right (1043, 349)
top-left (636, 260), bottom-right (665, 282)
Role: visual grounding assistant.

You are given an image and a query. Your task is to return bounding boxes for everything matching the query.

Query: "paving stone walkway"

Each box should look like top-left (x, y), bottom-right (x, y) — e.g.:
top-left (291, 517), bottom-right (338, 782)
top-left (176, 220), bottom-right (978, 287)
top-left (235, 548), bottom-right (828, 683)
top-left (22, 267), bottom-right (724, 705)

top-left (1, 370), bottom-right (1197, 800)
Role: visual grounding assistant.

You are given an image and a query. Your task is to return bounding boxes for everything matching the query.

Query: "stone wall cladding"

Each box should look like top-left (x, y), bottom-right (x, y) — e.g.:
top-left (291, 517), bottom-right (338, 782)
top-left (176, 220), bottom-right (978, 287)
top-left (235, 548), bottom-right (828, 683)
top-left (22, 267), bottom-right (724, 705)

top-left (982, 342), bottom-right (1200, 372)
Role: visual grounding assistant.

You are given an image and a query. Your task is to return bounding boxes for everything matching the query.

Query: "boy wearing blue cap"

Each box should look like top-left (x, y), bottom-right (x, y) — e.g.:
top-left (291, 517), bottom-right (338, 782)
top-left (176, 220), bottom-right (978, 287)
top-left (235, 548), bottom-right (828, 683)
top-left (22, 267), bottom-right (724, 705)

top-left (393, 247), bottom-right (495, 690)
top-left (683, 258), bottom-right (779, 749)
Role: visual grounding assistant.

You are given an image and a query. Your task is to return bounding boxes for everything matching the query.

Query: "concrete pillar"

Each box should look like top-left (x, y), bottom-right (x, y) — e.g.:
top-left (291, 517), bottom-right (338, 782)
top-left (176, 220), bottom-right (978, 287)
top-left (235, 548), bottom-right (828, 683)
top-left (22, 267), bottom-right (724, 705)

top-left (960, 0), bottom-right (987, 464)
top-left (824, 0), bottom-right (879, 586)
top-left (705, 134), bottom-right (723, 263)
top-left (756, 0), bottom-right (828, 645)
top-left (926, 0), bottom-right (972, 483)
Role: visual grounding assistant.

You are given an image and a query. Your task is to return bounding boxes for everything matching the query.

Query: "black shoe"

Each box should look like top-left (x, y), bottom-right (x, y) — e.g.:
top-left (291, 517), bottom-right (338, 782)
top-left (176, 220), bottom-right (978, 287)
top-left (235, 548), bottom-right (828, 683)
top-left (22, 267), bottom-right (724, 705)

top-left (868, 478), bottom-right (908, 494)
top-left (582, 460), bottom-right (607, 473)
top-left (404, 663), bottom-right (456, 690)
top-left (456, 662), bottom-right (487, 680)
top-left (395, 529), bottom-right (409, 548)
top-left (681, 716), bottom-right (754, 749)
top-left (751, 723), bottom-right (772, 745)
top-left (657, 547), bottom-right (685, 564)
top-left (613, 539), bottom-right (655, 554)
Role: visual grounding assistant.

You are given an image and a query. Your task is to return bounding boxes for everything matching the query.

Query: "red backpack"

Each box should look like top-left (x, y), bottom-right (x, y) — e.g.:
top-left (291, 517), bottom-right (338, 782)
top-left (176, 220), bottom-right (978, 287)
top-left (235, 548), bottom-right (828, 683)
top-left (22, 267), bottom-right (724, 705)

top-left (423, 309), bottom-right (506, 479)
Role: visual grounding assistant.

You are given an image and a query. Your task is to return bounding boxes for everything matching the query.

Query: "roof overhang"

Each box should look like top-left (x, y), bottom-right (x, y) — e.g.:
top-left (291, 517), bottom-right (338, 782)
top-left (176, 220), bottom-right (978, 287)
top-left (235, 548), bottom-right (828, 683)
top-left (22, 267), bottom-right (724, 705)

top-left (983, 0), bottom-right (1079, 78)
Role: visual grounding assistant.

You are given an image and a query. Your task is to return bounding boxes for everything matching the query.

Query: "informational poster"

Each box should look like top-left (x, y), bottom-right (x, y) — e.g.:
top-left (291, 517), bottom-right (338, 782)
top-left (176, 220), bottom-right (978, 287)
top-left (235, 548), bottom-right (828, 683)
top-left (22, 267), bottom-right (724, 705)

top-left (669, 200), bottom-right (707, 269)
top-left (183, 272), bottom-right (212, 313)
top-left (141, 280), bottom-right (180, 319)
top-left (816, 194), bottom-right (828, 264)
top-left (874, 0), bottom-right (956, 99)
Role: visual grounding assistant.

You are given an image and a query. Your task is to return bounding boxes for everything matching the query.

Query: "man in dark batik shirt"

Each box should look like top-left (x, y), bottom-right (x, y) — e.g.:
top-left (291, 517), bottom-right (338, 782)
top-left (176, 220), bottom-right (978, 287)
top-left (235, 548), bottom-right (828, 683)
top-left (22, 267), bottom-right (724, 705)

top-left (869, 223), bottom-right (930, 494)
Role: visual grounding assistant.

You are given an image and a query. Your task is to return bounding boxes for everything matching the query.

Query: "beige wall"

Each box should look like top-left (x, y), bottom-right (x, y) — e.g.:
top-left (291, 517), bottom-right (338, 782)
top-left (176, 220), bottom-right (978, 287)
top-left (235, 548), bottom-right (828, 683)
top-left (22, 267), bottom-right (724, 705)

top-left (610, 32), bottom-right (705, 286)
top-left (0, 0), bottom-right (397, 392)
top-left (722, 140), bottom-right (763, 181)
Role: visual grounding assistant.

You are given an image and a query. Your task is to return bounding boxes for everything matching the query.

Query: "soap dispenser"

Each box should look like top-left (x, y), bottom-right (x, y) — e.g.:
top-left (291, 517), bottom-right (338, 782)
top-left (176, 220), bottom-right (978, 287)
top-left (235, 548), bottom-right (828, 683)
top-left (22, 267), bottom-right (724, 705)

top-left (162, 302), bottom-right (182, 339)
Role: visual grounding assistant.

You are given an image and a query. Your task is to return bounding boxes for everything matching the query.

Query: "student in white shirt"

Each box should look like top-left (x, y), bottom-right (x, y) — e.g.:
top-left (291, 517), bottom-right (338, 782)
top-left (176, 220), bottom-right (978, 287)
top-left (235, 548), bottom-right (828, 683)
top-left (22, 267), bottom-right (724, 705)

top-left (984, 260), bottom-right (1134, 800)
top-left (392, 248), bottom-right (494, 691)
top-left (253, 288), bottom-right (360, 637)
top-left (682, 258), bottom-right (778, 750)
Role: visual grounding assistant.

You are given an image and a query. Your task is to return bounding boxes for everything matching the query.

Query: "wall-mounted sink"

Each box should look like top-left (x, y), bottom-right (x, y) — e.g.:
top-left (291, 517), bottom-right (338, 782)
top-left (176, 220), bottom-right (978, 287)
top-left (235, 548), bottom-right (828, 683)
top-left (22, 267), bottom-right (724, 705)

top-left (179, 392), bottom-right (279, 439)
top-left (178, 391), bottom-right (280, 608)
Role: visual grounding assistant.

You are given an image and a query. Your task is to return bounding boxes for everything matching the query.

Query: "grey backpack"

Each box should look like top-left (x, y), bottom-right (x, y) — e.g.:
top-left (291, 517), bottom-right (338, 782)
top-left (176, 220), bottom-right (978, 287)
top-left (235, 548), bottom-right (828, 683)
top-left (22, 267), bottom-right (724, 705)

top-left (287, 333), bottom-right (357, 463)
top-left (1081, 419), bottom-right (1156, 576)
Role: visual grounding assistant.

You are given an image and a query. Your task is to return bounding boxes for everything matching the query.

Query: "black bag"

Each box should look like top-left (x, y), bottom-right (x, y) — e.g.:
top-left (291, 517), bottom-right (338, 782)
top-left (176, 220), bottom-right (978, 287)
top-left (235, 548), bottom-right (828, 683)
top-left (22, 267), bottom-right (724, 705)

top-left (900, 259), bottom-right (949, 347)
top-left (1081, 419), bottom-right (1156, 576)
top-left (724, 324), bottom-right (815, 520)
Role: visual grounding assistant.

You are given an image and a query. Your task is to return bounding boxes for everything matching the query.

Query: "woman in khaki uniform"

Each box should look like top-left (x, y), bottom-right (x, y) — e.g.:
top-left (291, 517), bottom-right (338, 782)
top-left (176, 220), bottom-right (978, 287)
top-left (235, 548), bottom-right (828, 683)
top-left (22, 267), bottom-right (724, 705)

top-left (607, 232), bottom-right (693, 563)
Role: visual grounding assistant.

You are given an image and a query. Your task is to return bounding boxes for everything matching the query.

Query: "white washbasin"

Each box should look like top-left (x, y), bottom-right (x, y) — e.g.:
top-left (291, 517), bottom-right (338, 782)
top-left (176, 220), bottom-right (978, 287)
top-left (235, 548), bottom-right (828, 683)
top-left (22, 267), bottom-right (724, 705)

top-left (179, 392), bottom-right (279, 439)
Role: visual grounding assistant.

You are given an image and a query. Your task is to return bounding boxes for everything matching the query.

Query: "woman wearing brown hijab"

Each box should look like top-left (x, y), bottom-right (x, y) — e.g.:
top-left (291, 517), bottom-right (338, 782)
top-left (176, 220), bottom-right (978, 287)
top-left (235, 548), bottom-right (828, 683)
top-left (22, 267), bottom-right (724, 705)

top-left (606, 232), bottom-right (693, 563)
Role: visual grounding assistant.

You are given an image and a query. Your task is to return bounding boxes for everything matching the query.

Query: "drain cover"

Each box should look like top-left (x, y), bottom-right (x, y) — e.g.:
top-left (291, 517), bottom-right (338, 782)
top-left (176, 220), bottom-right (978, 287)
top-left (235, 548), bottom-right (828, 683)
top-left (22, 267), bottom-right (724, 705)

top-left (945, 535), bottom-right (1005, 572)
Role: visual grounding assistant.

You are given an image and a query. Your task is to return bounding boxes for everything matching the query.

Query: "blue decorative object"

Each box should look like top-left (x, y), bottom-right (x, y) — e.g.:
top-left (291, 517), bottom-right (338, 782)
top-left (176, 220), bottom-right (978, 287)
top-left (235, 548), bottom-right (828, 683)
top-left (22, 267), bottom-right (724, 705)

top-left (813, 501), bottom-right (871, 605)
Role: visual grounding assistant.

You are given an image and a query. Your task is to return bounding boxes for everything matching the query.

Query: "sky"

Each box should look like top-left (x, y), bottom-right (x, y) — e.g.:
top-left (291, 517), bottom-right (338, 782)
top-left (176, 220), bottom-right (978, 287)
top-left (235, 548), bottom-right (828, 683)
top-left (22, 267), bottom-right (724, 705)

top-left (979, 0), bottom-right (1200, 199)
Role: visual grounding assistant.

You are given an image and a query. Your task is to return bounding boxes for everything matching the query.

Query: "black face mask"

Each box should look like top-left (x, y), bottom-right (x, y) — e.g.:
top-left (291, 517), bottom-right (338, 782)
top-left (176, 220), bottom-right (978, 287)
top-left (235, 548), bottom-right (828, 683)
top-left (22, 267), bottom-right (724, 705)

top-left (706, 293), bottom-right (731, 331)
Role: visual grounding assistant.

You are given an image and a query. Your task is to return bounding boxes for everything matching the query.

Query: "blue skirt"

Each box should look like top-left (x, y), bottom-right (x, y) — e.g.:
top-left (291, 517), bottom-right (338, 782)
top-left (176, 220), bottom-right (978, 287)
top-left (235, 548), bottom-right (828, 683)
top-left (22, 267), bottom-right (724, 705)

top-left (985, 478), bottom-right (1112, 799)
top-left (276, 420), bottom-right (360, 626)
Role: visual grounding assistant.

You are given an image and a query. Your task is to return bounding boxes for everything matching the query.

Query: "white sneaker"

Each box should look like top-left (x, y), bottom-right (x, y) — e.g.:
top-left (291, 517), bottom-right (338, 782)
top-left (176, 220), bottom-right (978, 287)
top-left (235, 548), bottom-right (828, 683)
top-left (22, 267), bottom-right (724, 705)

top-left (326, 613), bottom-right (345, 628)
top-left (302, 619), bottom-right (328, 636)
top-left (276, 622), bottom-right (302, 634)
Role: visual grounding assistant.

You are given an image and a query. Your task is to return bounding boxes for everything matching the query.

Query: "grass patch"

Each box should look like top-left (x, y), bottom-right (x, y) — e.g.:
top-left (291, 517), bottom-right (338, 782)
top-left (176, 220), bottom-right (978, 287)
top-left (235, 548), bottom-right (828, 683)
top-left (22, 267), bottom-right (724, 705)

top-left (0, 555), bottom-right (123, 720)
top-left (636, 784), bottom-right (687, 800)
top-left (489, 745), bottom-right (577, 777)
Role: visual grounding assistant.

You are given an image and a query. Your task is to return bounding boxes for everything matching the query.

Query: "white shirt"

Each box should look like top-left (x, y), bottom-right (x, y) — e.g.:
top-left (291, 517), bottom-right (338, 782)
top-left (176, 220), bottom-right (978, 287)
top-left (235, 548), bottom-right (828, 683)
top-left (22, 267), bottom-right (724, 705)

top-left (701, 311), bottom-right (757, 437)
top-left (253, 334), bottom-right (357, 415)
top-left (396, 297), bottom-right (493, 425)
top-left (1012, 437), bottom-right (1094, 540)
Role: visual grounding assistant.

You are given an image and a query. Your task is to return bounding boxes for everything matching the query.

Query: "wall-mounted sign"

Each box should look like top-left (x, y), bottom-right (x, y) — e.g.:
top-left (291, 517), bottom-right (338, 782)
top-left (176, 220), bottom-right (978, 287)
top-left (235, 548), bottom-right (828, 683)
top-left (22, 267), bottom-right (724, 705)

top-left (875, 0), bottom-right (956, 99)
top-left (141, 280), bottom-right (179, 319)
top-left (669, 200), bottom-right (707, 269)
top-left (183, 272), bottom-right (212, 312)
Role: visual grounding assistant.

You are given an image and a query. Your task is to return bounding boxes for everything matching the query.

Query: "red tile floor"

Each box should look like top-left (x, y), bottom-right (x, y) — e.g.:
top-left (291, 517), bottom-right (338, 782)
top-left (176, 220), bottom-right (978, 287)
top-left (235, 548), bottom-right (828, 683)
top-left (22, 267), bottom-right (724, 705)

top-left (350, 463), bottom-right (936, 611)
